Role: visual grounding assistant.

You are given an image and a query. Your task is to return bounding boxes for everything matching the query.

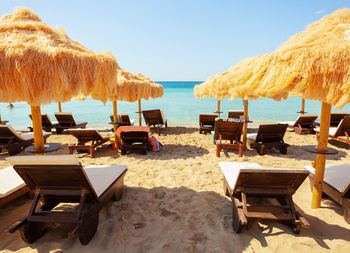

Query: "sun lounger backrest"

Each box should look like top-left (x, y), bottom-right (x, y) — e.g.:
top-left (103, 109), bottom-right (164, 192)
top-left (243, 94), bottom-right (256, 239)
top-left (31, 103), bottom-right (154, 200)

top-left (255, 124), bottom-right (288, 143)
top-left (333, 116), bottom-right (350, 137)
top-left (214, 119), bottom-right (243, 141)
top-left (199, 114), bottom-right (218, 126)
top-left (121, 131), bottom-right (148, 143)
top-left (29, 114), bottom-right (54, 127)
top-left (234, 168), bottom-right (309, 194)
top-left (0, 125), bottom-right (24, 143)
top-left (55, 113), bottom-right (77, 127)
top-left (68, 129), bottom-right (105, 142)
top-left (330, 112), bottom-right (349, 126)
top-left (228, 110), bottom-right (244, 119)
top-left (6, 155), bottom-right (99, 201)
top-left (142, 109), bottom-right (164, 125)
top-left (110, 114), bottom-right (131, 125)
top-left (293, 115), bottom-right (318, 128)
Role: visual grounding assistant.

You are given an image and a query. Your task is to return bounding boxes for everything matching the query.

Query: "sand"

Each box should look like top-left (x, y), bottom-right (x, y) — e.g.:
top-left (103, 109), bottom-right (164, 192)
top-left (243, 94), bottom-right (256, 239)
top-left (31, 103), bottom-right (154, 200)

top-left (0, 125), bottom-right (350, 252)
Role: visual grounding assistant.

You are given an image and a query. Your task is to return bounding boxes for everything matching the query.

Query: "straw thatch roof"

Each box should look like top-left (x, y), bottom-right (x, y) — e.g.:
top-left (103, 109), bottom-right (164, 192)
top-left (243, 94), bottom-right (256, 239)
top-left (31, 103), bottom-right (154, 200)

top-left (112, 69), bottom-right (163, 102)
top-left (194, 9), bottom-right (350, 108)
top-left (0, 7), bottom-right (119, 106)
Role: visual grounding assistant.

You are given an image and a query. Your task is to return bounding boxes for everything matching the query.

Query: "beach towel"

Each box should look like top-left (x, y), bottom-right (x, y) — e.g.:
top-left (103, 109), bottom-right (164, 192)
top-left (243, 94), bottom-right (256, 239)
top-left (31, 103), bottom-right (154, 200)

top-left (148, 136), bottom-right (163, 152)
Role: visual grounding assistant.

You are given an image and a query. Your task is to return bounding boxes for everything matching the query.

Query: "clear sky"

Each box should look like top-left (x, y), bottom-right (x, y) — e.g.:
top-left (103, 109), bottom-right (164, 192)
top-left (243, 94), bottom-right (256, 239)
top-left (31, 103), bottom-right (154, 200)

top-left (0, 0), bottom-right (348, 81)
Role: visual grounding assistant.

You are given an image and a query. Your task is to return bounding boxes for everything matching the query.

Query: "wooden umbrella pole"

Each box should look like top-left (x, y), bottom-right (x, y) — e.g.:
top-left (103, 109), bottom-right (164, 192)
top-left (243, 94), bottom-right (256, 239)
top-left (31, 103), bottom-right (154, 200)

top-left (113, 100), bottom-right (119, 149)
top-left (301, 99), bottom-right (305, 114)
top-left (31, 105), bottom-right (44, 151)
top-left (242, 99), bottom-right (248, 150)
top-left (311, 102), bottom-right (332, 209)
top-left (217, 100), bottom-right (221, 117)
top-left (58, 102), bottom-right (62, 112)
top-left (138, 99), bottom-right (142, 126)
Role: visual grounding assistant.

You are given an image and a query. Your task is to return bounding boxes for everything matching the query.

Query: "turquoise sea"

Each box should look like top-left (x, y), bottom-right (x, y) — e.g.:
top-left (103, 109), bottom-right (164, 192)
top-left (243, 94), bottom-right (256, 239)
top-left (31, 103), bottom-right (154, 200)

top-left (1, 81), bottom-right (350, 129)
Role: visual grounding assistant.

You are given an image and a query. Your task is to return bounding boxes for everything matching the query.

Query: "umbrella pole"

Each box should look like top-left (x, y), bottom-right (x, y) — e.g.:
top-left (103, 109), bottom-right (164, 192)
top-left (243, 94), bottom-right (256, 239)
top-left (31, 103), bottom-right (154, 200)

top-left (217, 100), bottom-right (221, 117)
top-left (138, 99), bottom-right (142, 126)
top-left (113, 100), bottom-right (119, 149)
top-left (242, 99), bottom-right (248, 150)
top-left (58, 102), bottom-right (62, 112)
top-left (301, 99), bottom-right (305, 115)
top-left (31, 105), bottom-right (44, 151)
top-left (311, 102), bottom-right (331, 209)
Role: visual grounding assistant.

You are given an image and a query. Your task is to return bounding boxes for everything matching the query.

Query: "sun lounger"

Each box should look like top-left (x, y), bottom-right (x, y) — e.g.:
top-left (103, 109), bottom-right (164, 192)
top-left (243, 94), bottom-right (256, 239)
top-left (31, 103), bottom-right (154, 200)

top-left (109, 114), bottom-right (135, 127)
top-left (0, 166), bottom-right (29, 207)
top-left (199, 113), bottom-right (218, 134)
top-left (68, 129), bottom-right (110, 158)
top-left (228, 110), bottom-right (244, 119)
top-left (0, 125), bottom-right (51, 155)
top-left (0, 120), bottom-right (8, 125)
top-left (247, 123), bottom-right (288, 155)
top-left (220, 162), bottom-right (309, 233)
top-left (314, 116), bottom-right (350, 145)
top-left (28, 114), bottom-right (61, 133)
top-left (142, 109), bottom-right (167, 135)
top-left (214, 118), bottom-right (243, 157)
top-left (117, 126), bottom-right (149, 155)
top-left (314, 112), bottom-right (349, 127)
top-left (305, 165), bottom-right (350, 224)
top-left (7, 155), bottom-right (127, 244)
top-left (54, 112), bottom-right (87, 134)
top-left (279, 114), bottom-right (318, 135)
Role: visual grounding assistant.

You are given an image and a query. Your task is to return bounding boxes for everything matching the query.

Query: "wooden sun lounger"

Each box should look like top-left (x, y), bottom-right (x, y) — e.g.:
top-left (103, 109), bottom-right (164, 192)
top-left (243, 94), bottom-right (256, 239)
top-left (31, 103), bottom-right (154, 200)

top-left (282, 114), bottom-right (318, 135)
top-left (121, 131), bottom-right (148, 155)
top-left (247, 123), bottom-right (288, 155)
top-left (7, 155), bottom-right (127, 245)
top-left (28, 114), bottom-right (61, 133)
top-left (199, 113), bottom-right (218, 134)
top-left (109, 114), bottom-right (135, 127)
top-left (228, 110), bottom-right (244, 119)
top-left (214, 118), bottom-right (243, 157)
top-left (142, 109), bottom-right (167, 135)
top-left (0, 166), bottom-right (30, 207)
top-left (330, 112), bottom-right (349, 127)
top-left (315, 116), bottom-right (350, 145)
top-left (68, 129), bottom-right (110, 158)
top-left (0, 125), bottom-right (51, 155)
top-left (305, 165), bottom-right (350, 224)
top-left (54, 113), bottom-right (87, 134)
top-left (220, 162), bottom-right (309, 233)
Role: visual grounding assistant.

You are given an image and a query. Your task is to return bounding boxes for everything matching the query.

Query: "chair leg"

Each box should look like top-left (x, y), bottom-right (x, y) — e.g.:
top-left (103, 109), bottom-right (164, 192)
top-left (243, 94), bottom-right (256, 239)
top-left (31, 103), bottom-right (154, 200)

top-left (216, 145), bottom-right (221, 157)
top-left (90, 147), bottom-right (95, 158)
top-left (68, 146), bottom-right (74, 155)
top-left (238, 144), bottom-right (243, 157)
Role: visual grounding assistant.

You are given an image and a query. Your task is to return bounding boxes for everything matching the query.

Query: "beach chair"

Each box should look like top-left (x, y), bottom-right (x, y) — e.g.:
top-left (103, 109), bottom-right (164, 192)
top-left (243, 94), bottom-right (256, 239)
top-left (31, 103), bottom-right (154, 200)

top-left (28, 114), bottom-right (61, 133)
top-left (305, 165), bottom-right (350, 224)
top-left (0, 125), bottom-right (51, 155)
top-left (68, 129), bottom-right (110, 158)
top-left (279, 114), bottom-right (318, 135)
top-left (142, 109), bottom-right (167, 135)
top-left (54, 112), bottom-right (87, 134)
top-left (330, 112), bottom-right (349, 127)
top-left (214, 118), bottom-right (243, 157)
top-left (228, 110), bottom-right (244, 119)
top-left (247, 123), bottom-right (288, 155)
top-left (199, 113), bottom-right (218, 134)
top-left (121, 131), bottom-right (149, 155)
top-left (314, 116), bottom-right (350, 145)
top-left (0, 166), bottom-right (30, 207)
top-left (109, 114), bottom-right (135, 128)
top-left (7, 155), bottom-right (127, 245)
top-left (220, 162), bottom-right (309, 233)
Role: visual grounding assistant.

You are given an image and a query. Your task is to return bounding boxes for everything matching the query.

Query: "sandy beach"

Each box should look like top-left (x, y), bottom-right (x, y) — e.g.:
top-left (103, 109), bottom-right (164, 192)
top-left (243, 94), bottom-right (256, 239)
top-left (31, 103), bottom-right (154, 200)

top-left (0, 125), bottom-right (349, 252)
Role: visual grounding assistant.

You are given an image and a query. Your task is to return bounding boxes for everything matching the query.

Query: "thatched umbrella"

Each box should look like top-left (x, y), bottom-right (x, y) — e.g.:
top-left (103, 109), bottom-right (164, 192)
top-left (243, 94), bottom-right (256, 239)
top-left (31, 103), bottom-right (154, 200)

top-left (0, 8), bottom-right (119, 151)
top-left (195, 9), bottom-right (350, 208)
top-left (113, 69), bottom-right (163, 127)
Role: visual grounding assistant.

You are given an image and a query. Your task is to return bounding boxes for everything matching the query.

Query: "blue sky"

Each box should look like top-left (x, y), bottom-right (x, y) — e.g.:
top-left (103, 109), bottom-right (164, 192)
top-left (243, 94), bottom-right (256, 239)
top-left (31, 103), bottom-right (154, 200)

top-left (0, 0), bottom-right (348, 81)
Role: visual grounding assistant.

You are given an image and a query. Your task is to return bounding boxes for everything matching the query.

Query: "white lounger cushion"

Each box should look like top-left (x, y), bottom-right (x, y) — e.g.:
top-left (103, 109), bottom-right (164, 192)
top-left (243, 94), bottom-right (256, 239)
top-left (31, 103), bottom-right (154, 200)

top-left (20, 132), bottom-right (51, 140)
top-left (130, 119), bottom-right (135, 125)
top-left (83, 165), bottom-right (127, 197)
top-left (6, 155), bottom-right (80, 166)
top-left (0, 166), bottom-right (26, 198)
top-left (305, 165), bottom-right (350, 193)
top-left (220, 162), bottom-right (306, 191)
top-left (247, 133), bottom-right (257, 140)
top-left (314, 127), bottom-right (338, 136)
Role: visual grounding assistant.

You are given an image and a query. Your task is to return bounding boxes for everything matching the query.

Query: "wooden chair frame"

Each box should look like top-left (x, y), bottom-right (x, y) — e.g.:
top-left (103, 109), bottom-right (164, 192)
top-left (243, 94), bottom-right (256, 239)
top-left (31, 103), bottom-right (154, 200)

top-left (142, 109), bottom-right (167, 135)
top-left (292, 115), bottom-right (318, 135)
top-left (54, 113), bottom-right (87, 134)
top-left (214, 119), bottom-right (243, 157)
top-left (199, 113), bottom-right (218, 134)
top-left (29, 114), bottom-right (61, 133)
top-left (120, 131), bottom-right (148, 155)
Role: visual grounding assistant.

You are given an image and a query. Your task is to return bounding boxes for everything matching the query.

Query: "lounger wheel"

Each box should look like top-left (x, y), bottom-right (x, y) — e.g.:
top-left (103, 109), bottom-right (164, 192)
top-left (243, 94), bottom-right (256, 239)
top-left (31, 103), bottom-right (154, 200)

top-left (78, 208), bottom-right (99, 245)
top-left (257, 145), bottom-right (265, 156)
top-left (20, 221), bottom-right (46, 244)
top-left (279, 145), bottom-right (287, 155)
top-left (232, 206), bottom-right (244, 233)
